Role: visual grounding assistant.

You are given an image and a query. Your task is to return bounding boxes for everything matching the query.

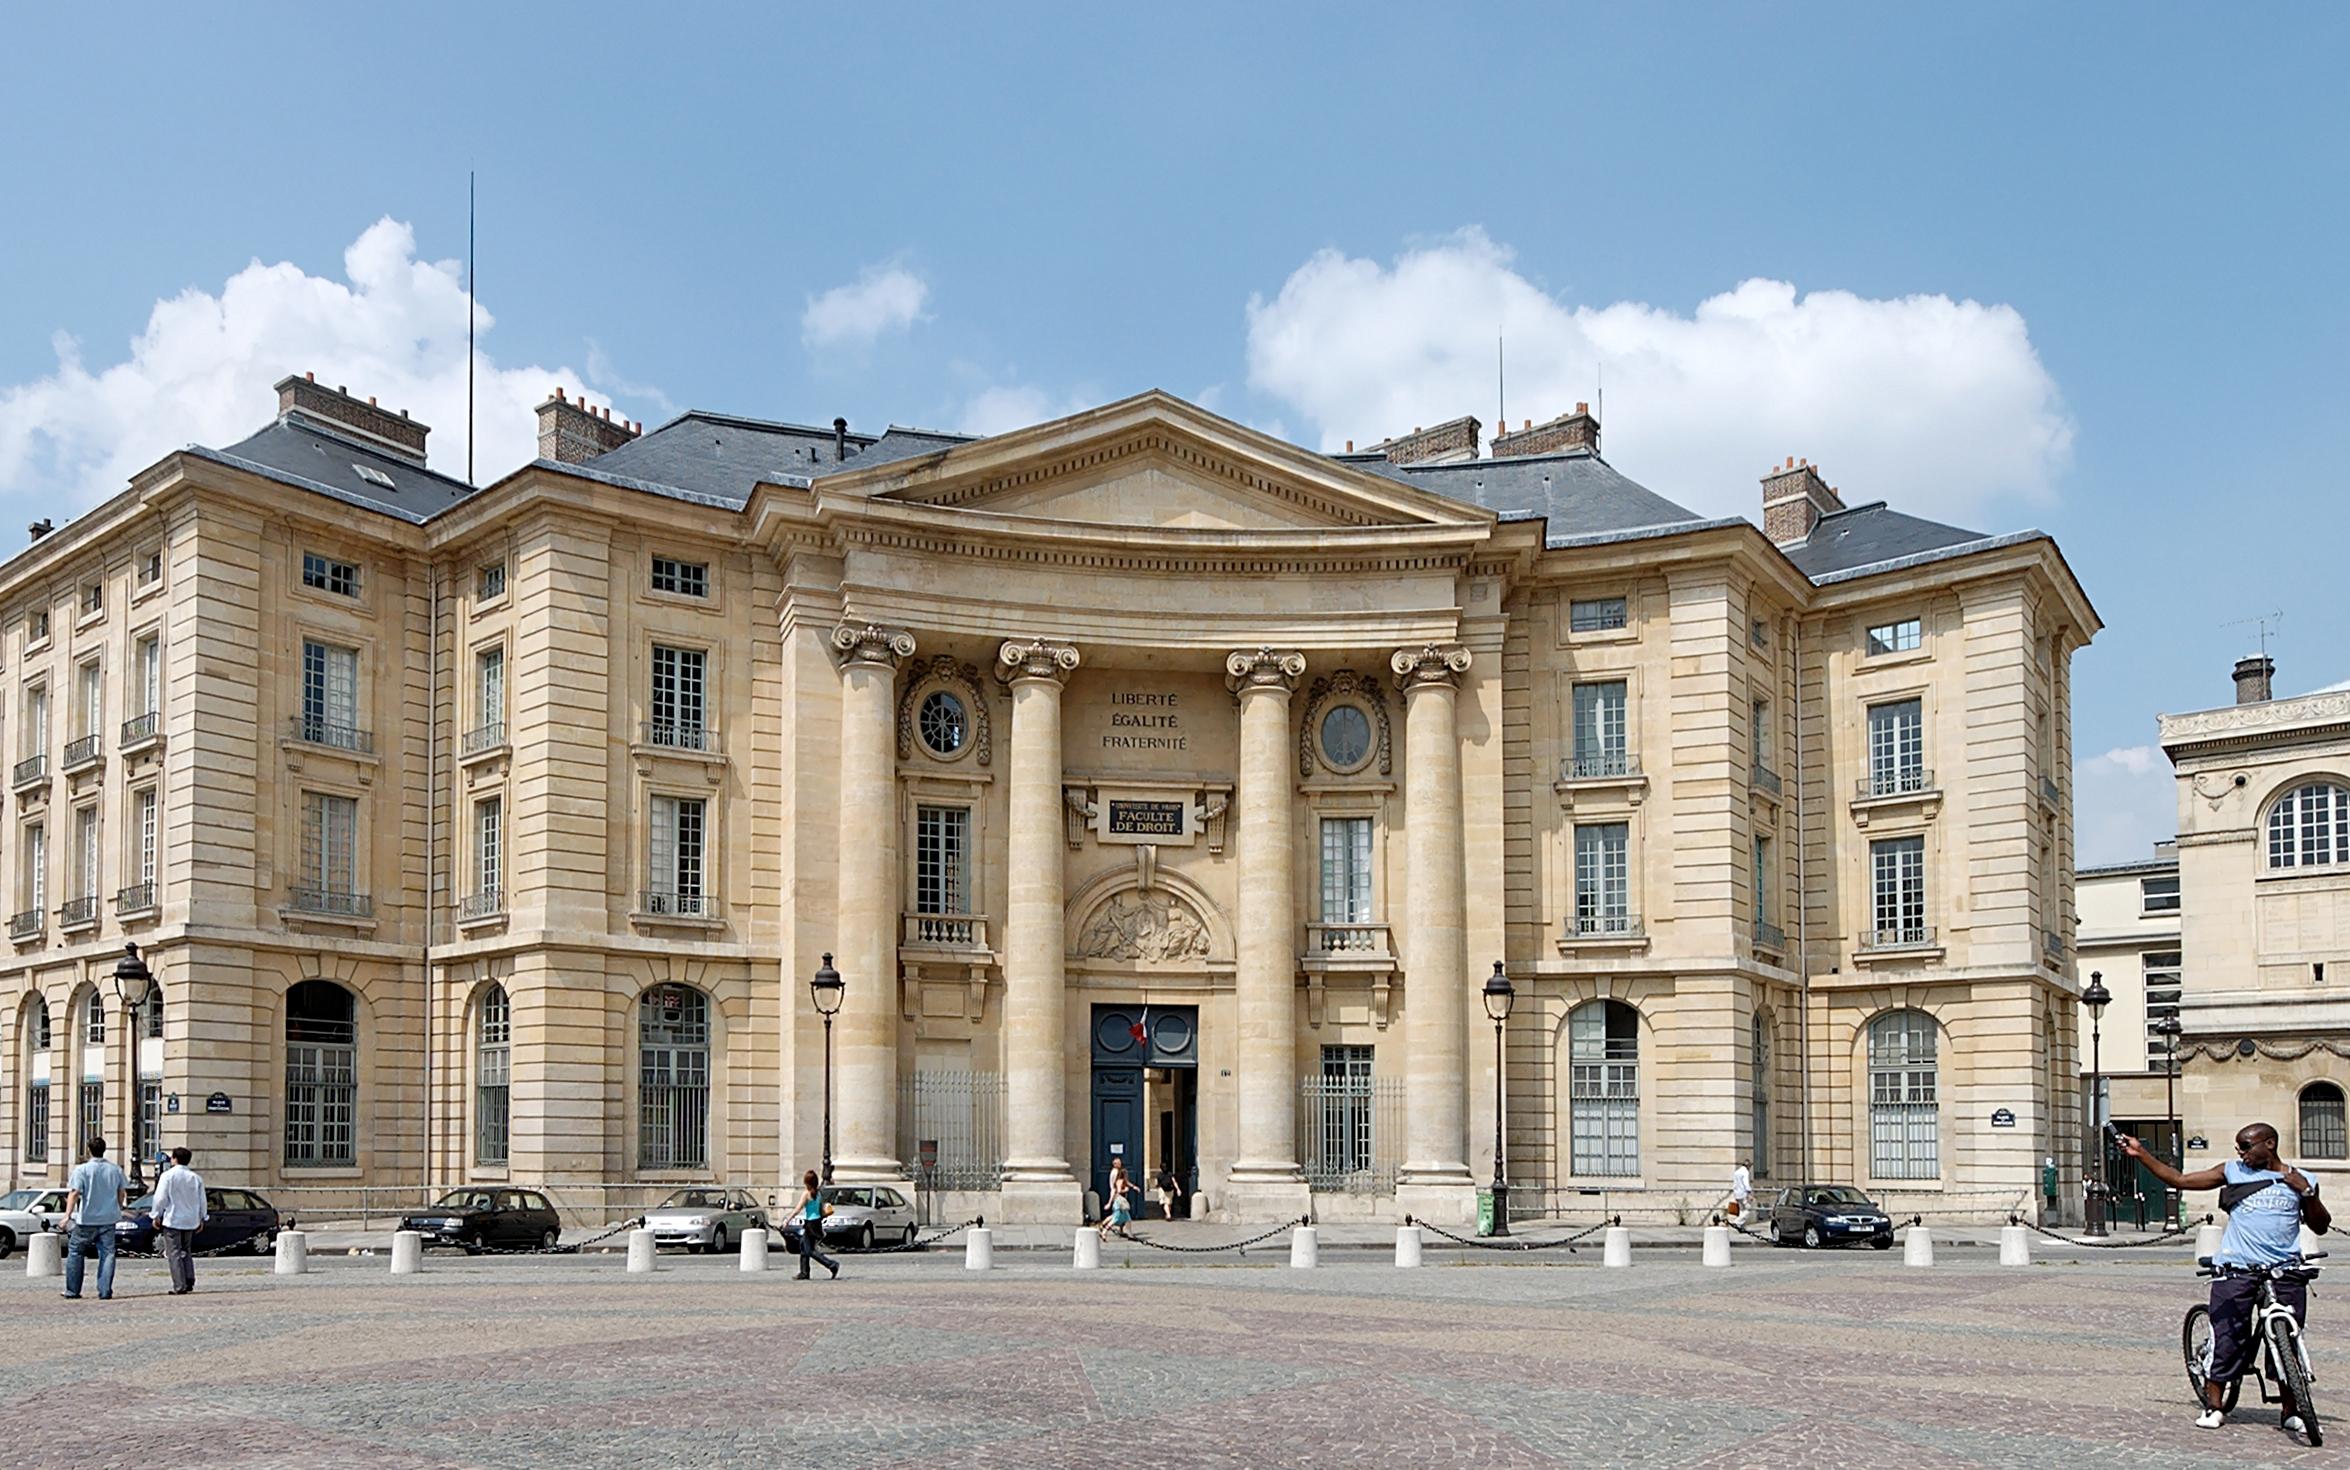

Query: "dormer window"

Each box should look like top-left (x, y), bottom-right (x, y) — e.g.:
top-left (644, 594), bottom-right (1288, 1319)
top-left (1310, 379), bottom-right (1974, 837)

top-left (1865, 618), bottom-right (1922, 656)
top-left (1569, 597), bottom-right (1628, 633)
top-left (651, 556), bottom-right (708, 599)
top-left (477, 562), bottom-right (506, 601)
top-left (353, 464), bottom-right (397, 491)
top-left (302, 552), bottom-right (361, 599)
top-left (26, 609), bottom-right (49, 644)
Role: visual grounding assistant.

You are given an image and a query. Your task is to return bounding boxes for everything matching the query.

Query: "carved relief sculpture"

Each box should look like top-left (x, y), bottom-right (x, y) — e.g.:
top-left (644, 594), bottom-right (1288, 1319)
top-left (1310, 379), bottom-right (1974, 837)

top-left (896, 653), bottom-right (993, 765)
top-left (1390, 642), bottom-right (1472, 693)
top-left (1075, 891), bottom-right (1215, 963)
top-left (1297, 669), bottom-right (1394, 778)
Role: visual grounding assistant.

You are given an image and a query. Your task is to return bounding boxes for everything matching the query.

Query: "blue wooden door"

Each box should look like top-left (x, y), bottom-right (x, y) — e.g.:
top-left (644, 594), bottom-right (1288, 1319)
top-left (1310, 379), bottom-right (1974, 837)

top-left (1091, 1065), bottom-right (1143, 1217)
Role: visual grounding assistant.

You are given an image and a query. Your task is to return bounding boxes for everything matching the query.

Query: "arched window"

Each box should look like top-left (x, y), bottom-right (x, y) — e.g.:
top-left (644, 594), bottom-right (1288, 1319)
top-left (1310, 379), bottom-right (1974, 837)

top-left (1568, 1000), bottom-right (1639, 1177)
top-left (2270, 782), bottom-right (2350, 870)
top-left (476, 985), bottom-right (511, 1166)
top-left (1752, 1008), bottom-right (1773, 1178)
top-left (639, 986), bottom-right (710, 1171)
top-left (22, 996), bottom-right (50, 1164)
top-left (2302, 1083), bottom-right (2348, 1161)
top-left (1868, 1010), bottom-right (1939, 1180)
top-left (285, 981), bottom-right (357, 1167)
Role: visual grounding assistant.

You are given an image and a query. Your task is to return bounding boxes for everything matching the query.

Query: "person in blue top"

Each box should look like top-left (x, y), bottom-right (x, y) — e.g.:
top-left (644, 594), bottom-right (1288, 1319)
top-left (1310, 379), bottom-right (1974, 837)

top-left (793, 1170), bottom-right (839, 1281)
top-left (2122, 1123), bottom-right (2332, 1432)
top-left (61, 1134), bottom-right (129, 1301)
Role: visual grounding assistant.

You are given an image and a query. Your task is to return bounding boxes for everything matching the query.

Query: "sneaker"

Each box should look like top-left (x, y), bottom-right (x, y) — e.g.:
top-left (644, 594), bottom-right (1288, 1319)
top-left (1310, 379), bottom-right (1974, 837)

top-left (827, 1260), bottom-right (839, 1279)
top-left (2283, 1415), bottom-right (2307, 1437)
top-left (2197, 1409), bottom-right (2226, 1430)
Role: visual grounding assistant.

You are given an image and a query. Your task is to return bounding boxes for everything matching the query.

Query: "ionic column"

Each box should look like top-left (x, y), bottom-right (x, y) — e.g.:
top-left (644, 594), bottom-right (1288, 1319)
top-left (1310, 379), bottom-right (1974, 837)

top-left (1394, 642), bottom-right (1474, 1202)
top-left (1224, 648), bottom-right (1310, 1210)
top-left (830, 622), bottom-right (915, 1180)
top-left (996, 638), bottom-right (1083, 1220)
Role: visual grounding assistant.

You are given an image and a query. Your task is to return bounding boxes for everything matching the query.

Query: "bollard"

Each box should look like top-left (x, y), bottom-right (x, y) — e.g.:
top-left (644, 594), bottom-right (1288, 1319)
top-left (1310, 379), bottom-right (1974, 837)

top-left (2196, 1223), bottom-right (2223, 1260)
top-left (626, 1228), bottom-right (657, 1274)
top-left (1702, 1224), bottom-right (1732, 1267)
top-left (740, 1227), bottom-right (768, 1272)
top-left (1904, 1224), bottom-right (1935, 1267)
top-left (274, 1230), bottom-right (309, 1276)
top-left (1073, 1228), bottom-right (1101, 1269)
top-left (1394, 1224), bottom-right (1423, 1268)
top-left (1603, 1225), bottom-right (1632, 1268)
top-left (390, 1230), bottom-right (424, 1275)
top-left (1290, 1224), bottom-right (1319, 1269)
top-left (965, 1226), bottom-right (993, 1271)
top-left (1999, 1224), bottom-right (2031, 1267)
top-left (26, 1231), bottom-right (62, 1278)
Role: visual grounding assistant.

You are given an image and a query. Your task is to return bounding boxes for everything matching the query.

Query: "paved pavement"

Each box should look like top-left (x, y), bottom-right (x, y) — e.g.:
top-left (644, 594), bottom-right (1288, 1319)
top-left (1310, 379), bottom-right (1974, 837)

top-left (0, 1243), bottom-right (2330, 1468)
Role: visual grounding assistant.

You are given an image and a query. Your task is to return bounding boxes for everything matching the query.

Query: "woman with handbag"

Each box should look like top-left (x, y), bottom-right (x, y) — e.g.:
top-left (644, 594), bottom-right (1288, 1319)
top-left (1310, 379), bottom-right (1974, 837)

top-left (1100, 1159), bottom-right (1138, 1241)
top-left (795, 1170), bottom-right (840, 1280)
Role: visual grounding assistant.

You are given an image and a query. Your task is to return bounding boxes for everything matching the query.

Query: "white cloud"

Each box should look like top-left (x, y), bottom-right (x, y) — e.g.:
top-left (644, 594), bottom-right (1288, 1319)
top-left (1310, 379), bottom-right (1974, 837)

top-left (801, 263), bottom-right (930, 351)
top-left (2075, 744), bottom-right (2177, 865)
top-left (1244, 228), bottom-right (2074, 523)
top-left (956, 383), bottom-right (1094, 438)
top-left (0, 217), bottom-right (615, 510)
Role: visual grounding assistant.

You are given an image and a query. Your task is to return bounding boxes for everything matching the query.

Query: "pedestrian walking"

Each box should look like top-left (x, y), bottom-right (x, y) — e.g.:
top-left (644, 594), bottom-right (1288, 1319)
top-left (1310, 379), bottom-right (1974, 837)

top-left (61, 1135), bottom-right (128, 1301)
top-left (2043, 1156), bottom-right (2059, 1217)
top-left (793, 1170), bottom-right (839, 1281)
top-left (153, 1147), bottom-right (208, 1295)
top-left (1728, 1159), bottom-right (1752, 1222)
top-left (1099, 1159), bottom-right (1137, 1241)
top-left (1154, 1165), bottom-right (1184, 1221)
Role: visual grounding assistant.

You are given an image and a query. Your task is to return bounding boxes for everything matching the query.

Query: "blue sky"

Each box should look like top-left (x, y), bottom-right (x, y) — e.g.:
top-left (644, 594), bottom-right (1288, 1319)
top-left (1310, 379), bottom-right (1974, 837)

top-left (2, 2), bottom-right (2342, 861)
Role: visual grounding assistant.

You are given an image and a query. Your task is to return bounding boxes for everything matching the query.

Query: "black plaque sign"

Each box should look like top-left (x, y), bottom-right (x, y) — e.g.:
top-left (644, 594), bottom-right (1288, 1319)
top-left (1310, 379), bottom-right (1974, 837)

top-left (1105, 799), bottom-right (1186, 838)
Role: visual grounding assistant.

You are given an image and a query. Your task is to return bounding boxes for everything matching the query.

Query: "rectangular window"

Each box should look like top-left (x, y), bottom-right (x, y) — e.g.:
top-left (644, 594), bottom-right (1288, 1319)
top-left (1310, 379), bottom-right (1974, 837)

top-left (1869, 1016), bottom-right (1939, 1179)
top-left (300, 640), bottom-right (360, 745)
top-left (24, 822), bottom-right (45, 911)
top-left (73, 804), bottom-right (98, 900)
top-left (1865, 618), bottom-right (1922, 656)
top-left (2145, 949), bottom-right (2183, 1064)
top-left (1753, 834), bottom-right (1771, 924)
top-left (475, 797), bottom-right (503, 899)
top-left (24, 682), bottom-right (48, 756)
top-left (1569, 1005), bottom-right (1640, 1176)
top-left (1314, 1045), bottom-right (1376, 1180)
top-left (648, 795), bottom-right (707, 913)
top-left (649, 645), bottom-right (707, 748)
top-left (2141, 874), bottom-right (2180, 914)
top-left (284, 1039), bottom-right (356, 1167)
top-left (1866, 699), bottom-right (1925, 796)
top-left (1870, 836), bottom-right (1928, 945)
top-left (476, 646), bottom-right (505, 726)
top-left (1319, 816), bottom-right (1374, 924)
top-left (477, 562), bottom-right (506, 601)
top-left (137, 550), bottom-right (163, 588)
top-left (25, 1078), bottom-right (48, 1163)
top-left (134, 787), bottom-right (158, 887)
top-left (1570, 680), bottom-right (1629, 778)
top-left (1751, 697), bottom-right (1771, 768)
top-left (80, 583), bottom-right (102, 617)
top-left (1573, 822), bottom-right (1632, 933)
top-left (26, 609), bottom-right (48, 644)
top-left (914, 804), bottom-right (970, 916)
top-left (301, 792), bottom-right (359, 896)
top-left (74, 660), bottom-right (101, 739)
top-left (301, 552), bottom-right (361, 598)
top-left (135, 633), bottom-right (161, 718)
top-left (1569, 596), bottom-right (1628, 633)
top-left (79, 1079), bottom-right (102, 1145)
top-left (650, 556), bottom-right (709, 599)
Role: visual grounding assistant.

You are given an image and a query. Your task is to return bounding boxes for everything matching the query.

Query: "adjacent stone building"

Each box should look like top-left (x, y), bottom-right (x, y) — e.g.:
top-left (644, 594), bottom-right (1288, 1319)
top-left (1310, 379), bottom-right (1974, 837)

top-left (0, 378), bottom-right (2097, 1223)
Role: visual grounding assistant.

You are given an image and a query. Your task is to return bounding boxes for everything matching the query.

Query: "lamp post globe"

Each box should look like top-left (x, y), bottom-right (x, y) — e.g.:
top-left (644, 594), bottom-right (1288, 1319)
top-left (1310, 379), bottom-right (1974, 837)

top-left (811, 954), bottom-right (843, 1185)
top-left (1483, 961), bottom-right (1515, 1236)
top-left (2082, 970), bottom-right (2111, 1237)
top-left (111, 943), bottom-right (155, 1190)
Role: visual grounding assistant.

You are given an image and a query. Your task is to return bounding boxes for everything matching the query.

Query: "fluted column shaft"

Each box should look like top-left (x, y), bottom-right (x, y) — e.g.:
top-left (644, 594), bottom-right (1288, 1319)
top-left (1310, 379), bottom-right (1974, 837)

top-left (999, 639), bottom-right (1081, 1185)
top-left (831, 623), bottom-right (915, 1178)
top-left (1227, 648), bottom-right (1307, 1182)
top-left (1396, 643), bottom-right (1473, 1185)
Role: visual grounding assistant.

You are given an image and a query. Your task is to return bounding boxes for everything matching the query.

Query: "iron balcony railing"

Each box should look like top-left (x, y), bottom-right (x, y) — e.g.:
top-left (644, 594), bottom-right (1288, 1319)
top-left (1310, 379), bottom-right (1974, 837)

top-left (1306, 922), bottom-right (1392, 957)
top-left (461, 722), bottom-right (508, 757)
top-left (1751, 762), bottom-right (1782, 796)
top-left (62, 734), bottom-right (102, 770)
top-left (290, 716), bottom-right (373, 754)
top-left (8, 909), bottom-right (41, 939)
top-left (640, 889), bottom-right (718, 921)
top-left (903, 912), bottom-right (988, 948)
top-left (12, 754), bottom-right (47, 788)
top-left (1859, 925), bottom-right (1937, 952)
top-left (1561, 751), bottom-right (1640, 781)
top-left (57, 896), bottom-right (98, 929)
top-left (1753, 918), bottom-right (1786, 950)
top-left (1856, 767), bottom-right (1935, 800)
top-left (115, 882), bottom-right (156, 915)
top-left (456, 889), bottom-right (506, 922)
top-left (1567, 911), bottom-right (1644, 939)
top-left (120, 711), bottom-right (160, 749)
top-left (641, 721), bottom-right (718, 755)
top-left (288, 886), bottom-right (372, 919)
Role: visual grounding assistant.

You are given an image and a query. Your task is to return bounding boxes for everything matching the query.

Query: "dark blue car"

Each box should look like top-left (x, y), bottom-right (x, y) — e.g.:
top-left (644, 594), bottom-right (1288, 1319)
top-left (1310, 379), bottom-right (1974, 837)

top-left (115, 1187), bottom-right (282, 1255)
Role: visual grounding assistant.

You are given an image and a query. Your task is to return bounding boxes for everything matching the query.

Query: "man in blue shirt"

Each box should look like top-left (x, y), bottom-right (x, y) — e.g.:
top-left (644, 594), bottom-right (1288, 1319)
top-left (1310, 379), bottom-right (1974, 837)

top-left (61, 1134), bottom-right (129, 1301)
top-left (2123, 1123), bottom-right (2332, 1433)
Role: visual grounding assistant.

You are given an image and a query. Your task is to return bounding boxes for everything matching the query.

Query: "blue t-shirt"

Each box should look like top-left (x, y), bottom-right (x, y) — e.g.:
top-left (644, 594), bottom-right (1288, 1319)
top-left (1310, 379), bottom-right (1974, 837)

top-left (2216, 1158), bottom-right (2314, 1268)
top-left (69, 1157), bottom-right (127, 1227)
top-left (803, 1196), bottom-right (823, 1223)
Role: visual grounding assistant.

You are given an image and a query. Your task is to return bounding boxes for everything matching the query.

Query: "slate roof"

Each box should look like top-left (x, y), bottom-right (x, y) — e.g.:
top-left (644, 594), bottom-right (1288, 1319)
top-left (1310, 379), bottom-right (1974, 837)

top-left (1777, 501), bottom-right (1997, 580)
top-left (199, 418), bottom-right (477, 524)
top-left (587, 411), bottom-right (876, 508)
top-left (822, 426), bottom-right (977, 476)
top-left (1339, 446), bottom-right (1708, 540)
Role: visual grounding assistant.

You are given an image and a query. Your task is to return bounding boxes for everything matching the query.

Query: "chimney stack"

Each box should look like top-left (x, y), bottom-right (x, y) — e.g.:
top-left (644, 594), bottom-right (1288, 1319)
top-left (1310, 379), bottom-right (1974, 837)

top-left (28, 519), bottom-right (53, 543)
top-left (274, 374), bottom-right (430, 465)
top-left (1371, 415), bottom-right (1482, 466)
top-left (2233, 654), bottom-right (2276, 705)
top-left (534, 386), bottom-right (641, 464)
top-left (833, 416), bottom-right (849, 463)
top-left (1761, 456), bottom-right (1844, 545)
top-left (1491, 402), bottom-right (1600, 458)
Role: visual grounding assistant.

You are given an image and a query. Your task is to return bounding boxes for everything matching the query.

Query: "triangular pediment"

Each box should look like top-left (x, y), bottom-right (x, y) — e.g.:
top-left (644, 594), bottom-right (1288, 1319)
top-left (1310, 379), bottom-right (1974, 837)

top-left (821, 391), bottom-right (1489, 532)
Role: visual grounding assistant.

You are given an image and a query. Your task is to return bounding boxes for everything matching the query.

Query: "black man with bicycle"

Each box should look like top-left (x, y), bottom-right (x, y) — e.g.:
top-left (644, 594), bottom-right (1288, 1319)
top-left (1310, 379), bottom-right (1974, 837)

top-left (2121, 1123), bottom-right (2331, 1434)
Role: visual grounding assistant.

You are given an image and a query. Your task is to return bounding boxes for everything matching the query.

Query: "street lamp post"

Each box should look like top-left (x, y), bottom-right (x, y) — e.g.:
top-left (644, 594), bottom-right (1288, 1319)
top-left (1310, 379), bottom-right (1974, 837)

top-left (2154, 1013), bottom-right (2184, 1228)
top-left (809, 954), bottom-right (844, 1186)
top-left (1482, 961), bottom-right (1516, 1238)
top-left (2083, 970), bottom-right (2112, 1238)
top-left (110, 943), bottom-right (154, 1194)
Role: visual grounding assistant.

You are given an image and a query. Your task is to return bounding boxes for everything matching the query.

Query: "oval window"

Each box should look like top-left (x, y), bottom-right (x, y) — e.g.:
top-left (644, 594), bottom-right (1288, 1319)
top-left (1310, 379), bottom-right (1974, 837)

top-left (1320, 705), bottom-right (1372, 771)
top-left (918, 690), bottom-right (968, 758)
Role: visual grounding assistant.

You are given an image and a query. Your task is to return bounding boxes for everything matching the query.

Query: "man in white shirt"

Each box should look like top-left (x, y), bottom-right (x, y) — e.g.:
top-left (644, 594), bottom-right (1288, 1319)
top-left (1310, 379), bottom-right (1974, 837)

top-left (1730, 1160), bottom-right (1754, 1222)
top-left (153, 1147), bottom-right (208, 1295)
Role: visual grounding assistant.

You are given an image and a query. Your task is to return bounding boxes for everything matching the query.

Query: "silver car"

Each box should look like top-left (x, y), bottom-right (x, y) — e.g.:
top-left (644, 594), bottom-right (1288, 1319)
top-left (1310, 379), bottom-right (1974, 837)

top-left (644, 1187), bottom-right (768, 1253)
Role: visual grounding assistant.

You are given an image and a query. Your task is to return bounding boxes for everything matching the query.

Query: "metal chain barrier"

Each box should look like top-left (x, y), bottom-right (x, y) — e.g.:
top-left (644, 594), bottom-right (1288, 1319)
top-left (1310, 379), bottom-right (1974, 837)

top-left (1119, 1215), bottom-right (1310, 1255)
top-left (836, 1218), bottom-right (979, 1255)
top-left (2011, 1211), bottom-right (2212, 1250)
top-left (1408, 1214), bottom-right (1616, 1253)
top-left (110, 1226), bottom-right (276, 1260)
top-left (463, 1215), bottom-right (649, 1255)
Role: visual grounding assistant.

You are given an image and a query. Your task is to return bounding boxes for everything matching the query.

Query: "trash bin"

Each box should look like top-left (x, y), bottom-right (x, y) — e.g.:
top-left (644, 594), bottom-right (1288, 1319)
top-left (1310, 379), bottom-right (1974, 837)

top-left (1476, 1189), bottom-right (1497, 1237)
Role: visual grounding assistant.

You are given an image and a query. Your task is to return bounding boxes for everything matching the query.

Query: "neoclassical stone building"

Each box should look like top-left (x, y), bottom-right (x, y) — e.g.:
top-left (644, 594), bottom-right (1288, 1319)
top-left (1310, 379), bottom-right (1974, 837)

top-left (0, 379), bottom-right (2097, 1223)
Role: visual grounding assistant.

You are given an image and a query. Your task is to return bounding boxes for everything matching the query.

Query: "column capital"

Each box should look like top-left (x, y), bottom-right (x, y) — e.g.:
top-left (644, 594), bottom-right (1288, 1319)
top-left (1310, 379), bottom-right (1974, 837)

top-left (832, 622), bottom-right (916, 671)
top-left (1391, 643), bottom-right (1472, 694)
top-left (997, 638), bottom-right (1081, 685)
top-left (1224, 647), bottom-right (1306, 697)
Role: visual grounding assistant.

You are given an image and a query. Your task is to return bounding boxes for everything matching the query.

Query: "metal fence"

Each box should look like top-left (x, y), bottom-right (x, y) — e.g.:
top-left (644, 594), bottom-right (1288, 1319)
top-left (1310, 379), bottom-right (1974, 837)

top-left (897, 1069), bottom-right (1006, 1190)
top-left (1298, 1074), bottom-right (1405, 1194)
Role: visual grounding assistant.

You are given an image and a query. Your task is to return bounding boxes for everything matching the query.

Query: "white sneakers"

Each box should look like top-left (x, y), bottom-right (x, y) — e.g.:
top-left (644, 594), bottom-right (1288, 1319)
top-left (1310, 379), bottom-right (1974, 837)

top-left (2283, 1414), bottom-right (2308, 1438)
top-left (2196, 1409), bottom-right (2226, 1430)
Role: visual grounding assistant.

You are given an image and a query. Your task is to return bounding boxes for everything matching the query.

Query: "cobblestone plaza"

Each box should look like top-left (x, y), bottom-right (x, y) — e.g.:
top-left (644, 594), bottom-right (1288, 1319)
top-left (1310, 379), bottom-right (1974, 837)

top-left (2, 1246), bottom-right (2332, 1468)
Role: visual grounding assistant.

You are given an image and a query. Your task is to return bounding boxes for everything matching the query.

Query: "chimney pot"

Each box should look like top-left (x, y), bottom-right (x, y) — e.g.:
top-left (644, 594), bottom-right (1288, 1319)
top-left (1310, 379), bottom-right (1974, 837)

top-left (1575, 402), bottom-right (1587, 415)
top-left (833, 416), bottom-right (849, 463)
top-left (1344, 439), bottom-right (1353, 453)
top-left (367, 395), bottom-right (377, 406)
top-left (2234, 654), bottom-right (2277, 705)
top-left (305, 371), bottom-right (315, 382)
top-left (337, 385), bottom-right (346, 395)
top-left (555, 387), bottom-right (565, 402)
top-left (28, 518), bottom-right (53, 542)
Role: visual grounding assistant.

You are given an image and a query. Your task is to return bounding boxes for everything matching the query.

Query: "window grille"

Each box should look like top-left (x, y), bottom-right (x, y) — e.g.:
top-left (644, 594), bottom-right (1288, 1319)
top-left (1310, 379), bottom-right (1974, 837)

top-left (477, 647), bottom-right (505, 726)
top-left (1301, 1045), bottom-right (1394, 1190)
top-left (85, 991), bottom-right (104, 1044)
top-left (136, 634), bottom-right (160, 718)
top-left (477, 563), bottom-right (506, 601)
top-left (899, 1068), bottom-right (1008, 1190)
top-left (639, 986), bottom-right (710, 1170)
top-left (1868, 1010), bottom-right (1939, 1179)
top-left (649, 645), bottom-right (707, 748)
top-left (79, 1079), bottom-right (103, 1144)
top-left (2303, 1084), bottom-right (2348, 1161)
top-left (284, 981), bottom-right (358, 1167)
top-left (477, 985), bottom-right (511, 1165)
top-left (135, 788), bottom-right (157, 886)
top-left (915, 805), bottom-right (970, 916)
top-left (2140, 874), bottom-right (2180, 913)
top-left (23, 822), bottom-right (45, 911)
top-left (1319, 817), bottom-right (1373, 924)
top-left (1569, 1001), bottom-right (1640, 1176)
top-left (74, 804), bottom-right (98, 901)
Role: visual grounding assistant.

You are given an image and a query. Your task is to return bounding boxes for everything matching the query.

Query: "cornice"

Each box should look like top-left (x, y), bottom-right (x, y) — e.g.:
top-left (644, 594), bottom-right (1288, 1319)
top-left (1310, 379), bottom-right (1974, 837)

top-left (2162, 691), bottom-right (2350, 753)
top-left (823, 503), bottom-right (1486, 577)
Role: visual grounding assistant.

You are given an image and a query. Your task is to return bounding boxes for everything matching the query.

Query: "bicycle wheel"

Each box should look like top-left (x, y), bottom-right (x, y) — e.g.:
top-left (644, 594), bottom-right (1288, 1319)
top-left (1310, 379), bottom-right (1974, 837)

top-left (2183, 1307), bottom-right (2243, 1413)
top-left (2269, 1315), bottom-right (2322, 1446)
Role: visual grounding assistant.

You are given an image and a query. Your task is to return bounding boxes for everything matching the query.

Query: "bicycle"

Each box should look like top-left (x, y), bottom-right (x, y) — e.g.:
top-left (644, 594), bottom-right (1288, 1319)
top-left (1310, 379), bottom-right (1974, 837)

top-left (2184, 1251), bottom-right (2324, 1445)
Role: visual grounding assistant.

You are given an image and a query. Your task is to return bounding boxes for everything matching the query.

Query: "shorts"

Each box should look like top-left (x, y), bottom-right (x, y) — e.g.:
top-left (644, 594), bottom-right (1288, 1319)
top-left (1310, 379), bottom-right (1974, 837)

top-left (2208, 1271), bottom-right (2309, 1384)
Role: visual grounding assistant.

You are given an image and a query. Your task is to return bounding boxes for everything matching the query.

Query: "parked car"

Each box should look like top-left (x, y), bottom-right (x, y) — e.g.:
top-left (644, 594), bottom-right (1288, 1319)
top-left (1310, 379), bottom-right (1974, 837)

top-left (644, 1187), bottom-right (768, 1253)
top-left (0, 1188), bottom-right (63, 1258)
top-left (1768, 1185), bottom-right (1895, 1249)
top-left (779, 1185), bottom-right (918, 1251)
top-left (398, 1188), bottom-right (562, 1253)
top-left (115, 1188), bottom-right (282, 1255)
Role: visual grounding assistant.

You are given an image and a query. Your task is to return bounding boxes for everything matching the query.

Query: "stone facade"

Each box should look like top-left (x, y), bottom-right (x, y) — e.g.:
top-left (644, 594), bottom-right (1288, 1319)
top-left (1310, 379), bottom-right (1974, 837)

top-left (0, 388), bottom-right (2095, 1225)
